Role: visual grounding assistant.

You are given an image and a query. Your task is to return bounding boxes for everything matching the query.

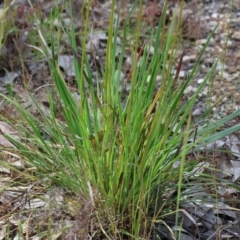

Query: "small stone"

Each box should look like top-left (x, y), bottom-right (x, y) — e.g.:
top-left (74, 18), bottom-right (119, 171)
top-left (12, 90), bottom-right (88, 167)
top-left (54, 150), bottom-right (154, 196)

top-left (222, 97), bottom-right (228, 103)
top-left (235, 105), bottom-right (240, 111)
top-left (211, 12), bottom-right (219, 19)
top-left (227, 67), bottom-right (237, 75)
top-left (204, 47), bottom-right (213, 53)
top-left (126, 83), bottom-right (131, 91)
top-left (221, 71), bottom-right (229, 79)
top-left (208, 20), bottom-right (218, 30)
top-left (216, 63), bottom-right (226, 71)
top-left (63, 18), bottom-right (71, 26)
top-left (58, 55), bottom-right (75, 77)
top-left (126, 56), bottom-right (131, 64)
top-left (147, 46), bottom-right (155, 55)
top-left (201, 66), bottom-right (211, 74)
top-left (178, 70), bottom-right (186, 78)
top-left (182, 55), bottom-right (196, 63)
top-left (231, 31), bottom-right (240, 40)
top-left (204, 57), bottom-right (215, 65)
top-left (232, 17), bottom-right (240, 23)
top-left (197, 78), bottom-right (204, 84)
top-left (156, 75), bottom-right (162, 82)
top-left (0, 71), bottom-right (19, 85)
top-left (234, 92), bottom-right (240, 98)
top-left (219, 32), bottom-right (228, 38)
top-left (196, 39), bottom-right (208, 45)
top-left (211, 96), bottom-right (216, 102)
top-left (220, 40), bottom-right (233, 47)
top-left (204, 16), bottom-right (210, 21)
top-left (172, 70), bottom-right (186, 78)
top-left (184, 85), bottom-right (194, 94)
top-left (192, 108), bottom-right (202, 117)
top-left (202, 90), bottom-right (207, 96)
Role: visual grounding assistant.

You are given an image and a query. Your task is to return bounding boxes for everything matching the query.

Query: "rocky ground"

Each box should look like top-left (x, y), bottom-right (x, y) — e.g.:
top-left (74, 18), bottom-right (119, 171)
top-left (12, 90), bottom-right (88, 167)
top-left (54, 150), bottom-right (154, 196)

top-left (1, 0), bottom-right (240, 239)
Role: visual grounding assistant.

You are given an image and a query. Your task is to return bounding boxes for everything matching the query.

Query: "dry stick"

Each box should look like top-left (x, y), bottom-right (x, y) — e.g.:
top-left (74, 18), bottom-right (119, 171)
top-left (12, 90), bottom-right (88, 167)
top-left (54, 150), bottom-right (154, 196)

top-left (171, 50), bottom-right (184, 92)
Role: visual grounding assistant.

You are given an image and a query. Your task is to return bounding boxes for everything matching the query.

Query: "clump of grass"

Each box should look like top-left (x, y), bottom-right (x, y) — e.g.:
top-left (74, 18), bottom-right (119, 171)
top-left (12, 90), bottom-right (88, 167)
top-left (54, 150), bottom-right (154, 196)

top-left (1, 0), bottom-right (240, 239)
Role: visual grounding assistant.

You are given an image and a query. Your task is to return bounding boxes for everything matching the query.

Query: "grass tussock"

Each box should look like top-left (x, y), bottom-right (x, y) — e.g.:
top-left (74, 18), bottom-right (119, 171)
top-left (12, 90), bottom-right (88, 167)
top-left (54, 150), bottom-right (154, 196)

top-left (0, 0), bottom-right (240, 239)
